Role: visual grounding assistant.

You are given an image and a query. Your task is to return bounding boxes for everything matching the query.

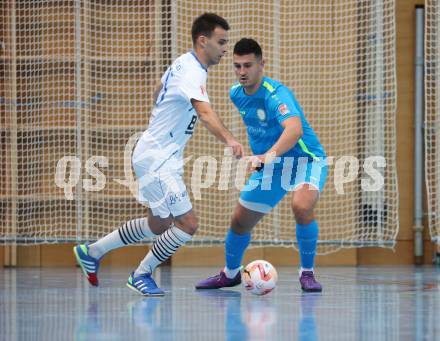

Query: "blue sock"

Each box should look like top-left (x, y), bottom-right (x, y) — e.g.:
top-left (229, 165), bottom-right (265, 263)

top-left (296, 220), bottom-right (318, 269)
top-left (225, 229), bottom-right (251, 270)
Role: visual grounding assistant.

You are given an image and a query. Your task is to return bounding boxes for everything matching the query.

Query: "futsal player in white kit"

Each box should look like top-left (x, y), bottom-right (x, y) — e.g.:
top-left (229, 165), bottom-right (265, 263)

top-left (74, 13), bottom-right (244, 296)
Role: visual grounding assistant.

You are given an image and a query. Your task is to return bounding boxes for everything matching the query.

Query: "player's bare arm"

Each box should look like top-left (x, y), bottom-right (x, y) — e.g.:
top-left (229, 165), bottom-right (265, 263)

top-left (265, 116), bottom-right (303, 158)
top-left (191, 99), bottom-right (244, 158)
top-left (250, 116), bottom-right (303, 170)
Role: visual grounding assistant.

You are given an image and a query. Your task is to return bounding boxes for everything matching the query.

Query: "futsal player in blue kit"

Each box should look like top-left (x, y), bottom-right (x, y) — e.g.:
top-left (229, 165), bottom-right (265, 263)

top-left (196, 38), bottom-right (327, 292)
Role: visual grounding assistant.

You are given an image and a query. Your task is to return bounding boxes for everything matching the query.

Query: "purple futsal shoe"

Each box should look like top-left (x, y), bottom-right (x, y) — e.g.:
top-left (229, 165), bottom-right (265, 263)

top-left (195, 270), bottom-right (241, 289)
top-left (299, 271), bottom-right (322, 292)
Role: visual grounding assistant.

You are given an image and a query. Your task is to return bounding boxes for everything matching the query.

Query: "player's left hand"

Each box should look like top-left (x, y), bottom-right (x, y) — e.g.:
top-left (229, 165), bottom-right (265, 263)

top-left (249, 152), bottom-right (277, 172)
top-left (249, 155), bottom-right (263, 172)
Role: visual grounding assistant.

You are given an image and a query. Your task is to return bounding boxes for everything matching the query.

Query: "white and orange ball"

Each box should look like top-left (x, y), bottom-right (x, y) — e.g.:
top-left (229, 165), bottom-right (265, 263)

top-left (242, 260), bottom-right (278, 295)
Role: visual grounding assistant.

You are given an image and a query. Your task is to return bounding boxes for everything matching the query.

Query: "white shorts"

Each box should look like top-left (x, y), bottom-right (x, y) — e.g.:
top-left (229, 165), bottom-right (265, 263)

top-left (132, 140), bottom-right (192, 219)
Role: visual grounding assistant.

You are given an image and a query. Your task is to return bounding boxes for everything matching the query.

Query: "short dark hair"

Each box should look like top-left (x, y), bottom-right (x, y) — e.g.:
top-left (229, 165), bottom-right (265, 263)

top-left (191, 13), bottom-right (230, 44)
top-left (233, 38), bottom-right (263, 59)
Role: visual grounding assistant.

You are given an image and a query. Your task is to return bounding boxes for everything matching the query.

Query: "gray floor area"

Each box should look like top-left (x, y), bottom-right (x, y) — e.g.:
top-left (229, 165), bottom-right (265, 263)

top-left (1, 266), bottom-right (439, 341)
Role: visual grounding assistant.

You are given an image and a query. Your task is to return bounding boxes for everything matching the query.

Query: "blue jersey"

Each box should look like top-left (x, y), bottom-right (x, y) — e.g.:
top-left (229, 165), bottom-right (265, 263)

top-left (230, 77), bottom-right (325, 164)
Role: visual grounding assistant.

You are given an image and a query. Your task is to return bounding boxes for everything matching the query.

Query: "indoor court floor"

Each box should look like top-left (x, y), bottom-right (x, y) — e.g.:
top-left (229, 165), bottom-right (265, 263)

top-left (1, 266), bottom-right (439, 340)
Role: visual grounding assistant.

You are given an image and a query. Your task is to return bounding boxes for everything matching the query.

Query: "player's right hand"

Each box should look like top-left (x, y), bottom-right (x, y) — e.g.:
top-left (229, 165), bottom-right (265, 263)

top-left (226, 139), bottom-right (244, 159)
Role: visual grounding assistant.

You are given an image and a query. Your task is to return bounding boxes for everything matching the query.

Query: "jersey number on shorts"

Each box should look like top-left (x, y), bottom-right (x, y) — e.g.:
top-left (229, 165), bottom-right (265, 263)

top-left (185, 114), bottom-right (197, 135)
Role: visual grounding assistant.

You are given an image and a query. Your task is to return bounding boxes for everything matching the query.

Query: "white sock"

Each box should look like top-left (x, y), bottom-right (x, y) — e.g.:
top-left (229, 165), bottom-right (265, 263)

top-left (134, 225), bottom-right (192, 277)
top-left (299, 267), bottom-right (314, 276)
top-left (224, 266), bottom-right (241, 279)
top-left (88, 218), bottom-right (157, 259)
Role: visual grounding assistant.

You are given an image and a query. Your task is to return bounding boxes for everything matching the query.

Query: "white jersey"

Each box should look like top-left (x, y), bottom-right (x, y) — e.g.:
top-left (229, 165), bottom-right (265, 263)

top-left (136, 51), bottom-right (210, 172)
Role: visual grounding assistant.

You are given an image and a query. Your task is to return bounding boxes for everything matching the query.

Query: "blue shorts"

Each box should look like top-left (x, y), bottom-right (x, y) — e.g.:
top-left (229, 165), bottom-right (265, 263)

top-left (239, 157), bottom-right (327, 214)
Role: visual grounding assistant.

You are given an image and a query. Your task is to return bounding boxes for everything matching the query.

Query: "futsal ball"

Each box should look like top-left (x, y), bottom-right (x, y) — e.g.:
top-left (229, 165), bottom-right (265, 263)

top-left (242, 260), bottom-right (278, 295)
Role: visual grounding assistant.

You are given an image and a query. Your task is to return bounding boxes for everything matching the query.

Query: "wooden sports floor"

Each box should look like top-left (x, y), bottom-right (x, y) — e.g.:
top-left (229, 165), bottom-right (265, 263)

top-left (1, 266), bottom-right (439, 340)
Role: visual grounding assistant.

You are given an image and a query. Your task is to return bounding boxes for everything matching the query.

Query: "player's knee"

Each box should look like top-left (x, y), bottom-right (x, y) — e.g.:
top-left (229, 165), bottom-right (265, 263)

top-left (148, 215), bottom-right (172, 235)
top-left (174, 212), bottom-right (198, 235)
top-left (292, 201), bottom-right (314, 223)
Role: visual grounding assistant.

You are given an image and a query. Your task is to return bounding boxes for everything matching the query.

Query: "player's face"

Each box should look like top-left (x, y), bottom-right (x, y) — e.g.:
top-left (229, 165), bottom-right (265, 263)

top-left (204, 27), bottom-right (228, 66)
top-left (233, 54), bottom-right (264, 90)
